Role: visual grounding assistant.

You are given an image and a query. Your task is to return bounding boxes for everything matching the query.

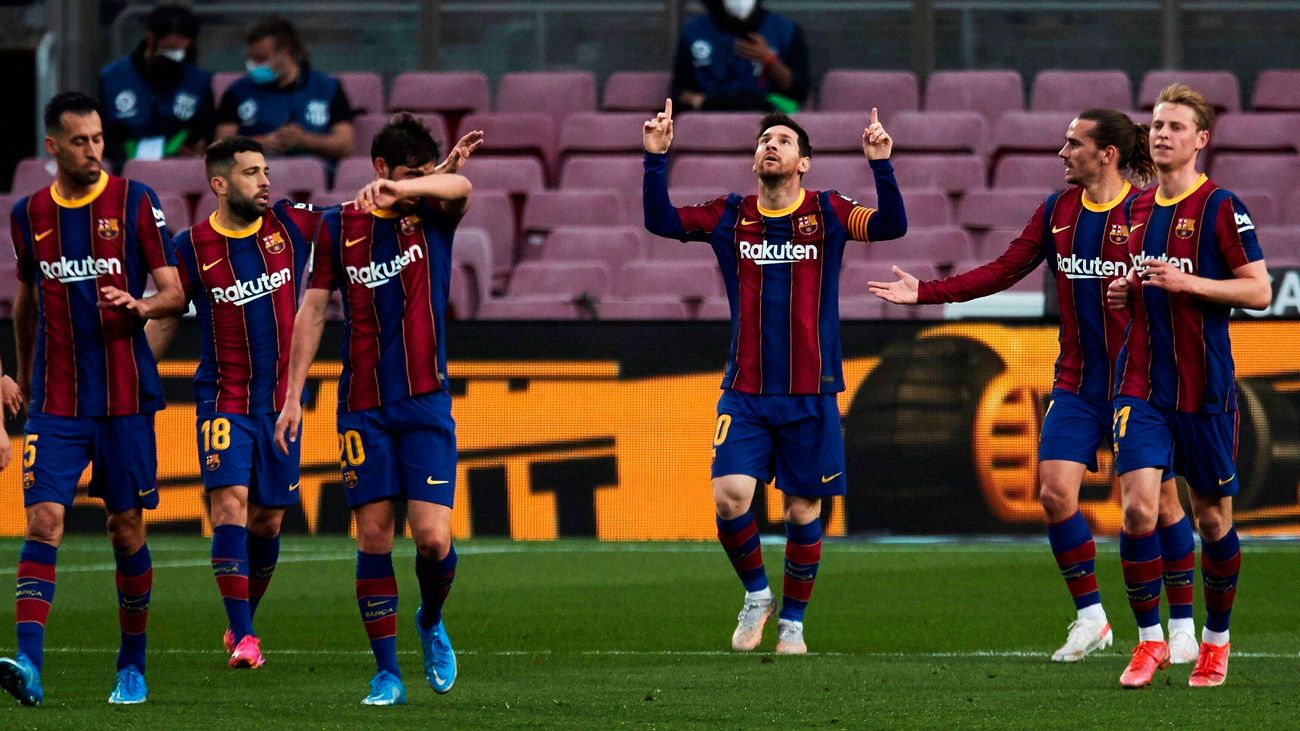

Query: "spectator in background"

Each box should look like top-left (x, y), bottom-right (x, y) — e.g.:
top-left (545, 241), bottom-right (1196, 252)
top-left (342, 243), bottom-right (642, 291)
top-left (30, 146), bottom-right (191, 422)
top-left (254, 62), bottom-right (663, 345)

top-left (98, 4), bottom-right (215, 169)
top-left (671, 0), bottom-right (810, 113)
top-left (216, 16), bottom-right (354, 161)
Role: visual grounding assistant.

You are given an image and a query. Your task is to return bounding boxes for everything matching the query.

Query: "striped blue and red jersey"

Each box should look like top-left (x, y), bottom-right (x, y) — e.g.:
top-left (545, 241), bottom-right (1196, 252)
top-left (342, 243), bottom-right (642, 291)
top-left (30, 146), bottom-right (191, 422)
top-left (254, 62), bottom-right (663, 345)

top-left (918, 184), bottom-right (1140, 401)
top-left (643, 152), bottom-right (907, 394)
top-left (1115, 175), bottom-right (1264, 413)
top-left (171, 200), bottom-right (320, 415)
top-left (309, 200), bottom-right (457, 413)
top-left (9, 171), bottom-right (176, 417)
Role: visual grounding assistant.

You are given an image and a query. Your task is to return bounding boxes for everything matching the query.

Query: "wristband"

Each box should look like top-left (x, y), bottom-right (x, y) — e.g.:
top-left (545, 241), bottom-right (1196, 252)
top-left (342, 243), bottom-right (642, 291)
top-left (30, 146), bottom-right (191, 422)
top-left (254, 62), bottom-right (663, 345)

top-left (762, 52), bottom-right (778, 69)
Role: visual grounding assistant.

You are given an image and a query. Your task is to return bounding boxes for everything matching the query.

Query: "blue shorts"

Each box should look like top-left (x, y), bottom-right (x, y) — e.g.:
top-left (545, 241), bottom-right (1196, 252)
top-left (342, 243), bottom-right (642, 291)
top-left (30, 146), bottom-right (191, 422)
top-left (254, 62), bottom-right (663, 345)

top-left (336, 390), bottom-right (457, 509)
top-left (1038, 389), bottom-right (1112, 472)
top-left (1113, 396), bottom-right (1240, 497)
top-left (21, 412), bottom-right (159, 513)
top-left (711, 391), bottom-right (846, 498)
top-left (197, 412), bottom-right (301, 508)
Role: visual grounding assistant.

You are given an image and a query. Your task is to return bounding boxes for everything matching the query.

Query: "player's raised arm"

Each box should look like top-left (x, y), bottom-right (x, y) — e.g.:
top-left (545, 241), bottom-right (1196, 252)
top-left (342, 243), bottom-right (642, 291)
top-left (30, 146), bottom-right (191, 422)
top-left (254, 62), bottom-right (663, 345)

top-left (274, 287), bottom-right (330, 455)
top-left (434, 130), bottom-right (485, 175)
top-left (860, 108), bottom-right (907, 242)
top-left (642, 100), bottom-right (725, 242)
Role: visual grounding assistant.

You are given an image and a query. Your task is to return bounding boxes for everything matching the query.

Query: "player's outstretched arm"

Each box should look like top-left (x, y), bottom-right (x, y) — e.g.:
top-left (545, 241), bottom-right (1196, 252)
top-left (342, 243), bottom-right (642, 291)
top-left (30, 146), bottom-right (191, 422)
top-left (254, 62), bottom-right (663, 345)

top-left (1140, 258), bottom-right (1271, 310)
top-left (274, 288), bottom-right (330, 455)
top-left (867, 266), bottom-right (920, 304)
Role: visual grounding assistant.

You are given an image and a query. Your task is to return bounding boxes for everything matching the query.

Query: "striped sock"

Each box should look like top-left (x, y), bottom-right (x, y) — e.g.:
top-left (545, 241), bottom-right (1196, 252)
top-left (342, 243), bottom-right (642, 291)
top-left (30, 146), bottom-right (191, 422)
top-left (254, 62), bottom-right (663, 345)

top-left (115, 545), bottom-right (152, 673)
top-left (212, 525), bottom-right (253, 643)
top-left (15, 541), bottom-right (57, 672)
top-left (1046, 512), bottom-right (1102, 613)
top-left (1201, 527), bottom-right (1241, 635)
top-left (1119, 530), bottom-right (1164, 632)
top-left (779, 519), bottom-right (822, 622)
top-left (247, 532), bottom-right (280, 619)
top-left (415, 545), bottom-right (457, 630)
top-left (716, 512), bottom-right (768, 593)
top-left (356, 551), bottom-right (400, 676)
top-left (1158, 516), bottom-right (1195, 622)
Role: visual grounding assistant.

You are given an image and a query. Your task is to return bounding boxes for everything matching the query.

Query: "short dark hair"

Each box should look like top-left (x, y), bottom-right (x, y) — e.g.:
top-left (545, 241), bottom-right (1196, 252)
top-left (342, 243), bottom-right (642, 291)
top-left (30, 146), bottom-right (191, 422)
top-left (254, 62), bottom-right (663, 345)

top-left (757, 113), bottom-right (812, 158)
top-left (205, 135), bottom-right (264, 178)
top-left (44, 92), bottom-right (101, 133)
top-left (371, 113), bottom-right (440, 170)
top-left (146, 4), bottom-right (199, 39)
top-left (247, 15), bottom-right (307, 63)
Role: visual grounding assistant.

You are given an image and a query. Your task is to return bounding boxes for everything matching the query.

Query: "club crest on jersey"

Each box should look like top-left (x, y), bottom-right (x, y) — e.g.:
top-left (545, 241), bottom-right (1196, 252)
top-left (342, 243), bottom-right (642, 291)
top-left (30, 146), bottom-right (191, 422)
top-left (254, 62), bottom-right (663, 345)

top-left (1174, 217), bottom-right (1196, 239)
top-left (205, 454), bottom-right (221, 471)
top-left (796, 214), bottom-right (819, 236)
top-left (400, 215), bottom-right (420, 236)
top-left (261, 231), bottom-right (286, 254)
top-left (97, 218), bottom-right (121, 240)
top-left (1108, 223), bottom-right (1130, 245)
top-left (22, 471), bottom-right (34, 489)
top-left (343, 470), bottom-right (359, 488)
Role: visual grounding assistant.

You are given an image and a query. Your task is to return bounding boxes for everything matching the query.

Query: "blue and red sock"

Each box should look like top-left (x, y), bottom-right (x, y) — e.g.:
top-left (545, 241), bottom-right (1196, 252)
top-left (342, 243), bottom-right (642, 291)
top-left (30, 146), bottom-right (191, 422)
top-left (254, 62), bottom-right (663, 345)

top-left (1119, 530), bottom-right (1163, 632)
top-left (115, 544), bottom-right (152, 672)
top-left (212, 524), bottom-right (253, 643)
top-left (1201, 527), bottom-right (1241, 635)
top-left (779, 519), bottom-right (822, 622)
top-left (15, 541), bottom-right (57, 672)
top-left (415, 545), bottom-right (457, 630)
top-left (1158, 516), bottom-right (1196, 622)
top-left (716, 512), bottom-right (768, 593)
top-left (247, 532), bottom-right (280, 619)
top-left (1046, 512), bottom-right (1101, 612)
top-left (356, 551), bottom-right (400, 676)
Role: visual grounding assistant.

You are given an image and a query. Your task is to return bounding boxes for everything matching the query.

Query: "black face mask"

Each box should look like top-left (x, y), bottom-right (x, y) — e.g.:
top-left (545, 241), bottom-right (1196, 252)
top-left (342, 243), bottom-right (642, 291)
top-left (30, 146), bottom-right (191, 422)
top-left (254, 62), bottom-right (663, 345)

top-left (145, 54), bottom-right (184, 89)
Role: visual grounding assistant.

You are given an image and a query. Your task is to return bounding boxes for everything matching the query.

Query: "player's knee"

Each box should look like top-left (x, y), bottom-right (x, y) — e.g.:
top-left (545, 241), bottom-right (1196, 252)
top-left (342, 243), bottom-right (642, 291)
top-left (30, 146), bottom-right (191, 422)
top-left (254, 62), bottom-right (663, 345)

top-left (106, 511), bottom-right (146, 554)
top-left (355, 521), bottom-right (393, 554)
top-left (25, 506), bottom-right (64, 546)
top-left (247, 510), bottom-right (283, 539)
top-left (414, 531), bottom-right (451, 560)
top-left (209, 488), bottom-right (249, 527)
top-left (1038, 481), bottom-right (1077, 521)
top-left (1193, 509), bottom-right (1229, 541)
top-left (1121, 501), bottom-right (1158, 533)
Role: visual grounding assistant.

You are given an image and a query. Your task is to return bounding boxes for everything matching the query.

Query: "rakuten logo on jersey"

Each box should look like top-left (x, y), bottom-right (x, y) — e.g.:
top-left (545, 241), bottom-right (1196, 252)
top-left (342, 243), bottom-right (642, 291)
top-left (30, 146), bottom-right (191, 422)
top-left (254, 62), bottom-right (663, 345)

top-left (39, 256), bottom-right (122, 283)
top-left (346, 244), bottom-right (424, 289)
top-left (738, 239), bottom-right (818, 266)
top-left (1056, 254), bottom-right (1131, 280)
top-left (210, 267), bottom-right (292, 307)
top-left (1132, 252), bottom-right (1195, 274)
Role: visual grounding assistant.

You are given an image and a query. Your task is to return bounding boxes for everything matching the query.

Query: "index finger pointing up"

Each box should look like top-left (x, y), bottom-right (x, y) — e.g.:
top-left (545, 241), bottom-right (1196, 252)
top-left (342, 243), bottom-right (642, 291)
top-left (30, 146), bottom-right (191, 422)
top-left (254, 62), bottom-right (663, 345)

top-left (664, 98), bottom-right (673, 120)
top-left (870, 107), bottom-right (879, 126)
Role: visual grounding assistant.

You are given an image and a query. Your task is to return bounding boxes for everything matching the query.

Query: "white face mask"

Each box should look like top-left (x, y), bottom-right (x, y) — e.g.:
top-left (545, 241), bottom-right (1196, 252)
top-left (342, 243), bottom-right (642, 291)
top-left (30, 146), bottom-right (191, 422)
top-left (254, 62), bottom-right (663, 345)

top-left (723, 0), bottom-right (757, 20)
top-left (157, 47), bottom-right (187, 63)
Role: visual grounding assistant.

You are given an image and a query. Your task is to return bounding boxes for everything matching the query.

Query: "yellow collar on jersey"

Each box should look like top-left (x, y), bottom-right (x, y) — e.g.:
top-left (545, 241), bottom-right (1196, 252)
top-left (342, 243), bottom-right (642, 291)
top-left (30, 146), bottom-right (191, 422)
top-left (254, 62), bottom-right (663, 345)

top-left (757, 189), bottom-right (806, 218)
top-left (208, 211), bottom-right (262, 239)
top-left (370, 208), bottom-right (401, 219)
top-left (1081, 182), bottom-right (1131, 213)
top-left (1155, 173), bottom-right (1208, 207)
top-left (50, 170), bottom-right (109, 208)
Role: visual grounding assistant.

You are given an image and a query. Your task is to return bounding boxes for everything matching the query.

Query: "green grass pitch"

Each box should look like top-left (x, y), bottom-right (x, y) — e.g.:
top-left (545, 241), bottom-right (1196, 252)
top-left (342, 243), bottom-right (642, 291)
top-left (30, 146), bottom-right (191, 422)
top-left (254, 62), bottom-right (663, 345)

top-left (0, 536), bottom-right (1297, 729)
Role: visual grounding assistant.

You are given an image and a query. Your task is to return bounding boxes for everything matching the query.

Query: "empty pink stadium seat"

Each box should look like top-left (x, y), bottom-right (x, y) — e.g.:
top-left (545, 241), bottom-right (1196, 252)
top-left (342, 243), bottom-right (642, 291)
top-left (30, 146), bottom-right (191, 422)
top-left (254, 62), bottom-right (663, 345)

top-left (888, 111), bottom-right (988, 155)
top-left (887, 153), bottom-right (986, 195)
top-left (542, 226), bottom-right (643, 273)
top-left (558, 112), bottom-right (650, 157)
top-left (1288, 191), bottom-right (1300, 226)
top-left (336, 72), bottom-right (385, 115)
top-left (464, 157), bottom-right (546, 197)
top-left (1211, 114), bottom-right (1300, 155)
top-left (646, 237), bottom-right (716, 262)
top-left (559, 155), bottom-right (643, 191)
top-left (810, 187), bottom-right (951, 230)
top-left (841, 261), bottom-right (940, 292)
top-left (674, 113), bottom-right (765, 154)
top-left (496, 72), bottom-right (597, 128)
top-left (992, 111), bottom-right (1076, 157)
top-left (598, 298), bottom-right (692, 320)
top-left (1251, 70), bottom-right (1300, 112)
top-left (477, 297), bottom-right (579, 320)
top-left (156, 193), bottom-right (190, 234)
top-left (617, 260), bottom-right (723, 300)
top-left (388, 71), bottom-right (490, 115)
top-left (839, 296), bottom-right (885, 320)
top-left (461, 191), bottom-right (517, 282)
top-left (1256, 225), bottom-right (1300, 263)
top-left (862, 227), bottom-right (974, 268)
top-left (974, 227), bottom-right (1033, 259)
top-left (603, 72), bottom-right (671, 112)
top-left (331, 157), bottom-right (377, 194)
top-left (670, 155), bottom-right (755, 193)
top-left (957, 188), bottom-right (1047, 231)
top-left (508, 261), bottom-right (611, 299)
top-left (992, 154), bottom-right (1069, 191)
top-left (797, 156), bottom-right (874, 199)
top-left (796, 112), bottom-right (878, 154)
top-left (1031, 70), bottom-right (1132, 112)
top-left (458, 112), bottom-right (556, 175)
top-left (1232, 189), bottom-right (1279, 226)
top-left (0, 196), bottom-right (11, 219)
top-left (350, 113), bottom-right (449, 161)
top-left (1138, 70), bottom-right (1240, 113)
top-left (311, 191), bottom-right (355, 209)
top-left (0, 255), bottom-right (17, 316)
top-left (121, 158), bottom-right (208, 198)
top-left (522, 191), bottom-right (628, 253)
top-left (266, 157), bottom-right (327, 199)
top-left (666, 186), bottom-right (726, 207)
top-left (697, 297), bottom-right (731, 320)
top-left (1211, 154), bottom-right (1300, 203)
top-left (9, 157), bottom-right (57, 196)
top-left (923, 70), bottom-right (1025, 126)
top-left (452, 227), bottom-right (493, 317)
top-left (213, 72), bottom-right (241, 104)
top-left (448, 266), bottom-right (473, 319)
top-left (818, 70), bottom-right (919, 115)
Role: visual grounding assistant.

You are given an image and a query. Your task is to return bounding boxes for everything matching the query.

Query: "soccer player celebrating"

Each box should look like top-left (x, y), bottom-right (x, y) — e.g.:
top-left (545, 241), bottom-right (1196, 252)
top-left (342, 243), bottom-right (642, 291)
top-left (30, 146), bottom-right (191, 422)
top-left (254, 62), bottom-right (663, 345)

top-left (274, 114), bottom-right (480, 705)
top-left (145, 136), bottom-right (323, 670)
top-left (867, 110), bottom-right (1199, 664)
top-left (642, 101), bottom-right (906, 653)
top-left (1107, 84), bottom-right (1269, 689)
top-left (0, 92), bottom-right (185, 707)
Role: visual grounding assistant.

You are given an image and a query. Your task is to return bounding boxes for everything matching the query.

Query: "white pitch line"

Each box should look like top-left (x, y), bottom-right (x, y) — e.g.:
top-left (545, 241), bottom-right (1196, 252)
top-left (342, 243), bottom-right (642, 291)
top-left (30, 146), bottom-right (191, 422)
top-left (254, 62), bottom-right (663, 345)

top-left (40, 647), bottom-right (1300, 659)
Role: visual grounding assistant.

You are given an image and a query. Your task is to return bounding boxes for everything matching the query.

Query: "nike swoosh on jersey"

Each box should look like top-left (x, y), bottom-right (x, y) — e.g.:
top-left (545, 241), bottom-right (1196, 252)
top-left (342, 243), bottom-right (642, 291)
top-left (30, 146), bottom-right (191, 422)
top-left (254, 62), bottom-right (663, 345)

top-left (137, 487), bottom-right (157, 497)
top-left (1218, 474), bottom-right (1235, 486)
top-left (740, 218), bottom-right (759, 226)
top-left (289, 482), bottom-right (300, 491)
top-left (202, 258), bottom-right (224, 271)
top-left (821, 472), bottom-right (843, 484)
top-left (427, 478), bottom-right (449, 485)
top-left (1052, 225), bottom-right (1072, 234)
top-left (1129, 222), bottom-right (1145, 231)
top-left (345, 237), bottom-right (366, 247)
top-left (34, 229), bottom-right (54, 241)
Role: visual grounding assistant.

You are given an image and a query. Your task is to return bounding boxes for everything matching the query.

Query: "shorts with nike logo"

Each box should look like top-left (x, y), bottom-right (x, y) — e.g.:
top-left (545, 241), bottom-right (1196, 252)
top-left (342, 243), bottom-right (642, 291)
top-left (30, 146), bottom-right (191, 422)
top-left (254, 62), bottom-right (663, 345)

top-left (336, 390), bottom-right (457, 508)
top-left (1112, 396), bottom-right (1240, 497)
top-left (711, 391), bottom-right (846, 497)
top-left (22, 412), bottom-right (159, 512)
top-left (196, 412), bottom-right (301, 508)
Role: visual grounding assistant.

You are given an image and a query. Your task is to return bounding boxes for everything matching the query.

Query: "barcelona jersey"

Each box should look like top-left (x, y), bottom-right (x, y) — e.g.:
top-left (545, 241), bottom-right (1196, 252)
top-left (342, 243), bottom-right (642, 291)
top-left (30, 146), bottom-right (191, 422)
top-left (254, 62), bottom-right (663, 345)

top-left (309, 200), bottom-right (457, 413)
top-left (171, 200), bottom-right (320, 415)
top-left (10, 171), bottom-right (176, 416)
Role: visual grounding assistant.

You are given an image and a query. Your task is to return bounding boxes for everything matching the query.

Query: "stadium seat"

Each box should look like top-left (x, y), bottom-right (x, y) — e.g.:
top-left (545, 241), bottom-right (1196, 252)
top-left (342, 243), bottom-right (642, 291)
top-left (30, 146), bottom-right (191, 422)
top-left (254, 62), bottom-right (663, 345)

top-left (617, 260), bottom-right (723, 300)
top-left (331, 157), bottom-right (377, 195)
top-left (839, 295), bottom-right (885, 320)
top-left (957, 188), bottom-right (1047, 232)
top-left (559, 155), bottom-right (643, 192)
top-left (121, 158), bottom-right (208, 199)
top-left (311, 191), bottom-right (354, 209)
top-left (1030, 70), bottom-right (1132, 112)
top-left (1210, 114), bottom-right (1300, 156)
top-left (862, 227), bottom-right (974, 269)
top-left (388, 71), bottom-right (490, 116)
top-left (923, 70), bottom-right (1025, 126)
top-left (796, 112), bottom-right (879, 154)
top-left (1256, 225), bottom-right (1300, 263)
top-left (597, 298), bottom-right (692, 320)
top-left (841, 260), bottom-right (940, 294)
top-left (646, 236), bottom-right (716, 262)
top-left (886, 153), bottom-right (986, 195)
top-left (9, 157), bottom-right (57, 196)
top-left (542, 226), bottom-right (643, 273)
top-left (156, 192), bottom-right (190, 234)
top-left (818, 70), bottom-right (919, 116)
top-left (350, 112), bottom-right (449, 160)
top-left (1231, 189), bottom-right (1279, 226)
top-left (974, 227), bottom-right (1033, 259)
top-left (464, 156), bottom-right (546, 197)
top-left (602, 71), bottom-right (671, 112)
top-left (666, 186), bottom-right (725, 208)
top-left (522, 191), bottom-right (628, 253)
top-left (696, 296), bottom-right (731, 320)
top-left (448, 266), bottom-right (473, 319)
top-left (452, 227), bottom-right (494, 318)
top-left (461, 191), bottom-right (517, 283)
top-left (1211, 154), bottom-right (1300, 203)
top-left (476, 296), bottom-right (583, 320)
top-left (0, 195), bottom-right (11, 219)
top-left (0, 256), bottom-right (17, 317)
top-left (670, 155), bottom-right (756, 193)
top-left (992, 111), bottom-right (1076, 159)
top-left (212, 71), bottom-right (241, 104)
top-left (507, 260), bottom-right (612, 300)
top-left (458, 112), bottom-right (557, 176)
top-left (1138, 70), bottom-right (1240, 112)
top-left (1251, 70), bottom-right (1300, 112)
top-left (887, 111), bottom-right (988, 155)
top-left (336, 71), bottom-right (385, 115)
top-left (1288, 190), bottom-right (1300, 226)
top-left (495, 71), bottom-right (597, 128)
top-left (992, 154), bottom-right (1069, 192)
top-left (810, 187), bottom-right (951, 230)
top-left (266, 157), bottom-right (327, 200)
top-left (673, 113), bottom-right (765, 154)
top-left (558, 112), bottom-right (650, 158)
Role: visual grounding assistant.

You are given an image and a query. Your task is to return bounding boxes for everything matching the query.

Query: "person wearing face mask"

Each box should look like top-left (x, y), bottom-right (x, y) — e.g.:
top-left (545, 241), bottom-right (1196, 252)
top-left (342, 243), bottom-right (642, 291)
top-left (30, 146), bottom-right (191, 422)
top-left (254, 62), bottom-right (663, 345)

top-left (671, 0), bottom-right (810, 112)
top-left (215, 16), bottom-right (355, 162)
top-left (97, 4), bottom-right (215, 169)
